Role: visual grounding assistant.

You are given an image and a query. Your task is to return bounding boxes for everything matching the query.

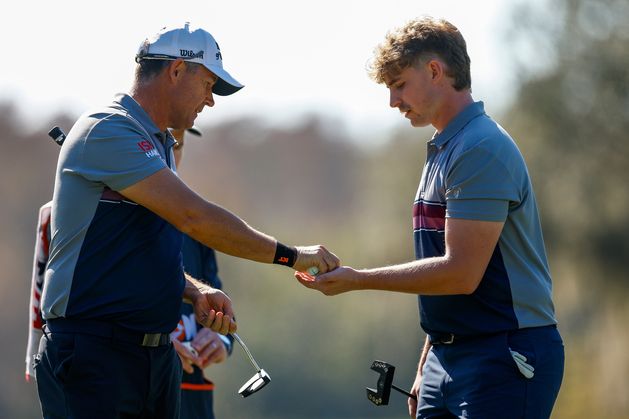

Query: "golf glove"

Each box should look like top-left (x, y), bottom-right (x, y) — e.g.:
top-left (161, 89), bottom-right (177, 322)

top-left (509, 348), bottom-right (535, 379)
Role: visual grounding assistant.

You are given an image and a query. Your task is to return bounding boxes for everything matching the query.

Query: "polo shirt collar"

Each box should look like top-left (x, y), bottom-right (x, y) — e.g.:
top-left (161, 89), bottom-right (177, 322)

top-left (113, 93), bottom-right (176, 147)
top-left (432, 101), bottom-right (486, 148)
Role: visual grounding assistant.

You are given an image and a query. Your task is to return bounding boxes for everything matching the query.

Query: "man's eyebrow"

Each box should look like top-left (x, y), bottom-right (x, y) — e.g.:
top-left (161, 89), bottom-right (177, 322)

top-left (385, 76), bottom-right (400, 88)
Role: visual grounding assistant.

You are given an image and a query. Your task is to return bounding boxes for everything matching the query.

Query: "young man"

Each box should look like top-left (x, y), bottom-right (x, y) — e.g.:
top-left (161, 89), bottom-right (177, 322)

top-left (297, 17), bottom-right (564, 418)
top-left (37, 23), bottom-right (339, 418)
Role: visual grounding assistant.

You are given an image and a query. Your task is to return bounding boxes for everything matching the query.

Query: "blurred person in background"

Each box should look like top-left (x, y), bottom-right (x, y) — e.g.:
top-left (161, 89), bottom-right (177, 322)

top-left (169, 127), bottom-right (234, 419)
top-left (297, 16), bottom-right (564, 419)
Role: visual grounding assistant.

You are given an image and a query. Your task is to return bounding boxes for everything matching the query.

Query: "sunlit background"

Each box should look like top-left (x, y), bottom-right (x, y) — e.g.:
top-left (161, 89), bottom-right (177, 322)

top-left (1, 0), bottom-right (628, 418)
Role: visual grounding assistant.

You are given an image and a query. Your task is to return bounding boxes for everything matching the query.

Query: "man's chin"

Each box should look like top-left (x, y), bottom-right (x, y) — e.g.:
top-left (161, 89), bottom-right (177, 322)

top-left (409, 119), bottom-right (430, 128)
top-left (404, 112), bottom-right (429, 128)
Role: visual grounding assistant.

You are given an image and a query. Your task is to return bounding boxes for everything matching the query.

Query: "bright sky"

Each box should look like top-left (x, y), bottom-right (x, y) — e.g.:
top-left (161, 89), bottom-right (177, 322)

top-left (0, 0), bottom-right (520, 138)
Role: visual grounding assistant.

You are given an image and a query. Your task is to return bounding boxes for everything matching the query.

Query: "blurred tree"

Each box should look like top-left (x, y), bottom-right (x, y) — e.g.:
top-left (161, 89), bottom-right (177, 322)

top-left (505, 0), bottom-right (629, 285)
top-left (502, 0), bottom-right (629, 417)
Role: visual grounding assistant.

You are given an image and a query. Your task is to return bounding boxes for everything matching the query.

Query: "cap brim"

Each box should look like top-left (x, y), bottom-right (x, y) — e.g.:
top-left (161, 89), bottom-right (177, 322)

top-left (207, 65), bottom-right (244, 96)
top-left (186, 126), bottom-right (202, 136)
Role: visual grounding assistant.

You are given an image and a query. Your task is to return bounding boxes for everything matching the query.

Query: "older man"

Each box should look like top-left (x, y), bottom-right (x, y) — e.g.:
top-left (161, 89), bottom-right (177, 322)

top-left (36, 23), bottom-right (338, 419)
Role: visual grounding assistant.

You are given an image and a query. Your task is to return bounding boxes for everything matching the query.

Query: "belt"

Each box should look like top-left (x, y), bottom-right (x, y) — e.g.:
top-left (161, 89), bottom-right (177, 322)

top-left (428, 331), bottom-right (502, 345)
top-left (429, 333), bottom-right (456, 345)
top-left (46, 318), bottom-right (171, 347)
top-left (429, 325), bottom-right (558, 346)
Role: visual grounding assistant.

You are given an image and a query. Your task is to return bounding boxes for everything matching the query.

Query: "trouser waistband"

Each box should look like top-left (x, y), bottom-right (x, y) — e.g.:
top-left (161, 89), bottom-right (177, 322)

top-left (428, 325), bottom-right (558, 345)
top-left (46, 318), bottom-right (171, 347)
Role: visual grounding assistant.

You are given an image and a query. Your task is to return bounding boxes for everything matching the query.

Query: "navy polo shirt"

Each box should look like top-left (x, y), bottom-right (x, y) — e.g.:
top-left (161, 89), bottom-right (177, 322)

top-left (414, 101), bottom-right (556, 336)
top-left (173, 236), bottom-right (232, 388)
top-left (42, 93), bottom-right (185, 333)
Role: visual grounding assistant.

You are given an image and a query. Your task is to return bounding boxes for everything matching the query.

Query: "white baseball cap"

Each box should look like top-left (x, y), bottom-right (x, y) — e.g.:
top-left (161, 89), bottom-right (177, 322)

top-left (136, 22), bottom-right (244, 96)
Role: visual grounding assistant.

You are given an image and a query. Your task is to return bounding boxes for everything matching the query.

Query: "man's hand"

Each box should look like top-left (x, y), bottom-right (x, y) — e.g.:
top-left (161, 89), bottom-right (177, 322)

top-left (191, 328), bottom-right (228, 368)
top-left (184, 276), bottom-right (237, 335)
top-left (408, 336), bottom-right (430, 417)
top-left (295, 266), bottom-right (361, 295)
top-left (293, 245), bottom-right (340, 275)
top-left (408, 369), bottom-right (422, 418)
top-left (172, 338), bottom-right (200, 374)
top-left (192, 287), bottom-right (237, 335)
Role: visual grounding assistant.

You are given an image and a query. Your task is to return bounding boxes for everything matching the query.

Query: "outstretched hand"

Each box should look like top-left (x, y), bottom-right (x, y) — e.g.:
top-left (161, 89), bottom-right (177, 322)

top-left (295, 266), bottom-right (361, 296)
top-left (293, 245), bottom-right (340, 275)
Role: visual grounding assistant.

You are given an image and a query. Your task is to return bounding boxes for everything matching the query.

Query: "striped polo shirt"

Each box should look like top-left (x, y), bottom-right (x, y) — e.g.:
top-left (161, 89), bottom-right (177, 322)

top-left (414, 101), bottom-right (556, 336)
top-left (41, 93), bottom-right (184, 333)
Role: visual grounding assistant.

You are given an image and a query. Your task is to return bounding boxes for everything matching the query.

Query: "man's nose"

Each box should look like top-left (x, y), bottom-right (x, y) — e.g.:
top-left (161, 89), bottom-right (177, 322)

top-left (205, 92), bottom-right (215, 108)
top-left (389, 89), bottom-right (401, 109)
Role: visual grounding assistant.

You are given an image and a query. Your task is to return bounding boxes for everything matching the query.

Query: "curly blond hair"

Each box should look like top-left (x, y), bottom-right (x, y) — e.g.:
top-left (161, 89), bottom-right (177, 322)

top-left (368, 17), bottom-right (471, 91)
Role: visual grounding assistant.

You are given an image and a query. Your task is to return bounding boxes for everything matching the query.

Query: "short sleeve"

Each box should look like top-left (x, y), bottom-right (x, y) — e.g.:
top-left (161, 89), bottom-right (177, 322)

top-left (445, 142), bottom-right (517, 222)
top-left (76, 115), bottom-right (166, 191)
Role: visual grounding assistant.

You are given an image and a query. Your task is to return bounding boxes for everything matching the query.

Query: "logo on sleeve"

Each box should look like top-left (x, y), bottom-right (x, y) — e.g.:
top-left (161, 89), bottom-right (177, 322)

top-left (137, 140), bottom-right (160, 159)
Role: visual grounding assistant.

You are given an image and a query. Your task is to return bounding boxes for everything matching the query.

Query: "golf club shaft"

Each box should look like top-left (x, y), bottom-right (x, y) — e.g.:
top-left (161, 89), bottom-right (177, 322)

top-left (231, 333), bottom-right (262, 371)
top-left (392, 384), bottom-right (417, 400)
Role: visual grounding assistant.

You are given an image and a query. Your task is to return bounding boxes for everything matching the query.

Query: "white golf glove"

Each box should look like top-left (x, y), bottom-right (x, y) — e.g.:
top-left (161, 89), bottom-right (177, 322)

top-left (509, 348), bottom-right (535, 379)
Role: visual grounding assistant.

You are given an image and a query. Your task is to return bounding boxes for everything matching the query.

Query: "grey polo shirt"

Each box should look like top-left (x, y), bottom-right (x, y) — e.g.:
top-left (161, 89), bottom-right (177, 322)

top-left (413, 101), bottom-right (557, 336)
top-left (42, 93), bottom-right (185, 332)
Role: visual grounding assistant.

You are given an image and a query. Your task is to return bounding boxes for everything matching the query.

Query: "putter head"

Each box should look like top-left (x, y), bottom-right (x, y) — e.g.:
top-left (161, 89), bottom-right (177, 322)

top-left (366, 360), bottom-right (395, 406)
top-left (238, 369), bottom-right (271, 398)
top-left (48, 126), bottom-right (66, 146)
top-left (186, 126), bottom-right (202, 136)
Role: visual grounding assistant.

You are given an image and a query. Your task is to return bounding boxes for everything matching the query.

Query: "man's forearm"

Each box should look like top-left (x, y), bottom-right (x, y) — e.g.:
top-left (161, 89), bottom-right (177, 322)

top-left (119, 169), bottom-right (279, 265)
top-left (182, 274), bottom-right (209, 304)
top-left (418, 335), bottom-right (432, 374)
top-left (182, 202), bottom-right (277, 264)
top-left (359, 257), bottom-right (477, 295)
top-left (118, 169), bottom-right (337, 272)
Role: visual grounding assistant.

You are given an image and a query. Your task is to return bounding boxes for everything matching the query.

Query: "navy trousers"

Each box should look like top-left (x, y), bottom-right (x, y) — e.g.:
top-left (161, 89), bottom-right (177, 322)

top-left (417, 325), bottom-right (564, 419)
top-left (35, 330), bottom-right (182, 419)
top-left (180, 387), bottom-right (214, 419)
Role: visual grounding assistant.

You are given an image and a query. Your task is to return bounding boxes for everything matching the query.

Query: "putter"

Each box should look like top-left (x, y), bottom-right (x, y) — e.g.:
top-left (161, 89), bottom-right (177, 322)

top-left (48, 126), bottom-right (67, 146)
top-left (366, 360), bottom-right (416, 406)
top-left (46, 125), bottom-right (201, 146)
top-left (231, 333), bottom-right (271, 397)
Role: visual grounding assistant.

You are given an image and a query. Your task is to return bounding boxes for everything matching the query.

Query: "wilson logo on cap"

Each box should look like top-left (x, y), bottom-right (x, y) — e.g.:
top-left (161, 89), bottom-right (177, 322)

top-left (180, 49), bottom-right (204, 59)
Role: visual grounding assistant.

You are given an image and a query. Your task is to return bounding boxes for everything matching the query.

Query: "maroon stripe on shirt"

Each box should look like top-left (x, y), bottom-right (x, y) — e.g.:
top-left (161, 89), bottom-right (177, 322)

top-left (413, 201), bottom-right (446, 231)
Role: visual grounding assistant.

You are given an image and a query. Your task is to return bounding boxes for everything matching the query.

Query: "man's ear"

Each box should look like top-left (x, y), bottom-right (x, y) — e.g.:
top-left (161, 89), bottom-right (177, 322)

top-left (427, 59), bottom-right (444, 82)
top-left (168, 59), bottom-right (187, 82)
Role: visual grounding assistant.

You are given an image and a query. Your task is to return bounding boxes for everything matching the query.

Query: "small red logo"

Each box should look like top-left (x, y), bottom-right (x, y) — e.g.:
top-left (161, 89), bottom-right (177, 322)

top-left (137, 140), bottom-right (154, 152)
top-left (278, 256), bottom-right (289, 263)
